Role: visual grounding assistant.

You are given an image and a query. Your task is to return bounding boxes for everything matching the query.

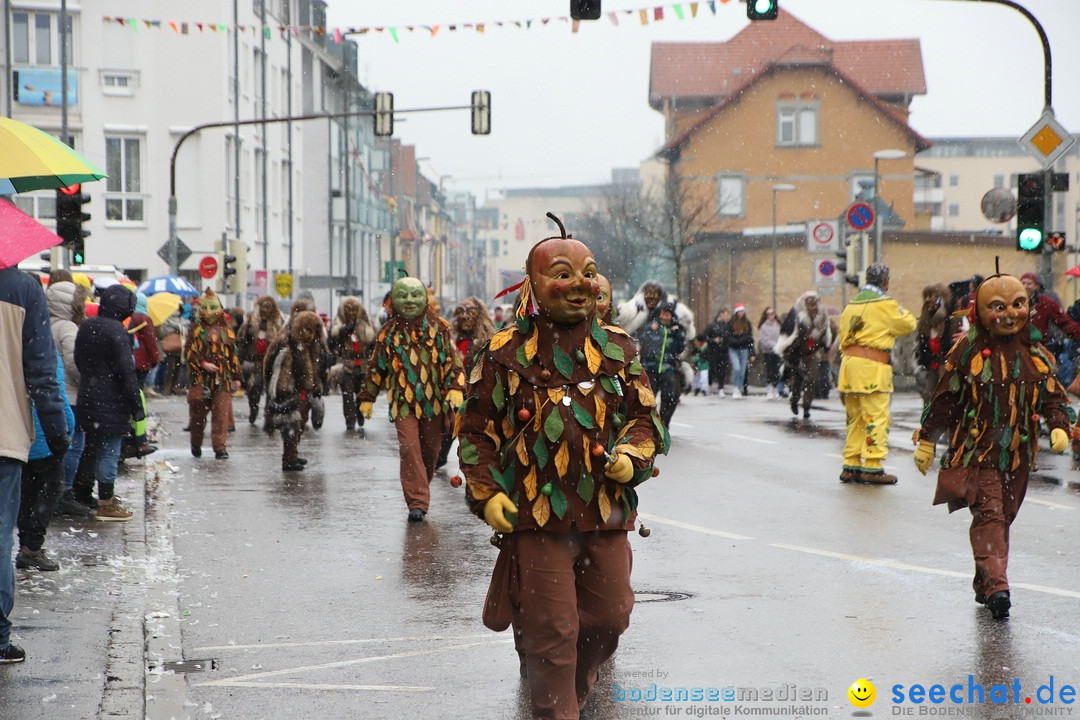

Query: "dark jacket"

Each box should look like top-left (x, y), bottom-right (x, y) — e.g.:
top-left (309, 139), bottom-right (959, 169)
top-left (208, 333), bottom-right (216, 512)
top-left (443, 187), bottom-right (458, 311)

top-left (704, 319), bottom-right (728, 364)
top-left (74, 285), bottom-right (142, 436)
top-left (723, 318), bottom-right (755, 351)
top-left (638, 318), bottom-right (686, 375)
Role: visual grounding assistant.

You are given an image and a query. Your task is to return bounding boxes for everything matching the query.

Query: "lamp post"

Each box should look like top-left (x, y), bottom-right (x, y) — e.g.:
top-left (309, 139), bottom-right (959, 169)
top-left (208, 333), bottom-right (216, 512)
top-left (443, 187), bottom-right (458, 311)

top-left (771, 183), bottom-right (797, 312)
top-left (872, 149), bottom-right (907, 264)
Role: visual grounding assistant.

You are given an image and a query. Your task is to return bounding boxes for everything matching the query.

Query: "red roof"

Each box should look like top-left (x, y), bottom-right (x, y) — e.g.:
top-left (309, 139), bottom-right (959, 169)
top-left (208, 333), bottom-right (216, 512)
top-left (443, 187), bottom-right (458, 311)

top-left (649, 9), bottom-right (926, 109)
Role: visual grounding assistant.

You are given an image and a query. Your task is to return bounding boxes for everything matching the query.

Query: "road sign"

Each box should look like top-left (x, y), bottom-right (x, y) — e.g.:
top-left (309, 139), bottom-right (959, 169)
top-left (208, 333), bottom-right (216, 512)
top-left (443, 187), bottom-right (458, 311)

top-left (274, 273), bottom-right (293, 298)
top-left (1019, 111), bottom-right (1075, 169)
top-left (198, 255), bottom-right (218, 279)
top-left (846, 202), bottom-right (875, 231)
top-left (383, 260), bottom-right (406, 283)
top-left (156, 238), bottom-right (192, 267)
top-left (806, 220), bottom-right (838, 253)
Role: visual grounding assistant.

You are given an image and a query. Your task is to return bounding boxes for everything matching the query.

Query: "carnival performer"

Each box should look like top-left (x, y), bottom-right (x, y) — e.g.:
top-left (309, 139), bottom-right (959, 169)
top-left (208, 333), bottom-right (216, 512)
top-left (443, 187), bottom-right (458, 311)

top-left (777, 291), bottom-right (833, 419)
top-left (236, 295), bottom-right (284, 424)
top-left (185, 289), bottom-right (241, 460)
top-left (459, 214), bottom-right (666, 720)
top-left (327, 296), bottom-right (376, 432)
top-left (356, 277), bottom-right (465, 521)
top-left (263, 310), bottom-right (326, 472)
top-left (914, 270), bottom-right (1071, 619)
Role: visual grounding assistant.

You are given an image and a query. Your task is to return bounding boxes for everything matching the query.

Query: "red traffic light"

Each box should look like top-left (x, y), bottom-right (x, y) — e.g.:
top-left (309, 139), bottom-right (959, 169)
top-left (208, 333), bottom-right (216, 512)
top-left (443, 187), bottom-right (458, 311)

top-left (1047, 232), bottom-right (1066, 251)
top-left (59, 183), bottom-right (81, 196)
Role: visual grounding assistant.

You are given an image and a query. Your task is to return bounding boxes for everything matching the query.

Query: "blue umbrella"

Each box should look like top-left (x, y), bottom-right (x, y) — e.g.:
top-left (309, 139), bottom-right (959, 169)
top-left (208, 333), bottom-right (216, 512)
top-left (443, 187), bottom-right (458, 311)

top-left (138, 275), bottom-right (199, 297)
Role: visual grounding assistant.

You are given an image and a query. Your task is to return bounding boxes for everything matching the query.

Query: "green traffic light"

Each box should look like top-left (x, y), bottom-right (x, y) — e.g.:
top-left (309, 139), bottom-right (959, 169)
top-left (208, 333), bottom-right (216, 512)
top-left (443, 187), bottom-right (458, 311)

top-left (1018, 227), bottom-right (1043, 251)
top-left (747, 0), bottom-right (778, 19)
top-left (754, 0), bottom-right (774, 12)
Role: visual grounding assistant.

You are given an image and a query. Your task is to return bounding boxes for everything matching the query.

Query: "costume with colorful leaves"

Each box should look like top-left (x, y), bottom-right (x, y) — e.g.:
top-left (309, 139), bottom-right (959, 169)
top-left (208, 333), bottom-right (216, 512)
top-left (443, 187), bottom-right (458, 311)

top-left (915, 270), bottom-right (1073, 618)
top-left (184, 289), bottom-right (240, 456)
top-left (458, 215), bottom-right (666, 719)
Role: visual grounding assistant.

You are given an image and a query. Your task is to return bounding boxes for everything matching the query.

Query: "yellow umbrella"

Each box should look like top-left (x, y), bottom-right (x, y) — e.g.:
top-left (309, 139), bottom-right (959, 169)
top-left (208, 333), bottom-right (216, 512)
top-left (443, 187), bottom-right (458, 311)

top-left (146, 292), bottom-right (182, 327)
top-left (0, 116), bottom-right (106, 193)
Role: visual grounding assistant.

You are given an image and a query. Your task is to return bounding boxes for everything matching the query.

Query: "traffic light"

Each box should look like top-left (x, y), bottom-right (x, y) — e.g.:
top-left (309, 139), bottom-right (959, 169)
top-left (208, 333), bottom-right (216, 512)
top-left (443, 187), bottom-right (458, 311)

top-left (570, 0), bottom-right (602, 20)
top-left (747, 0), bottom-right (779, 21)
top-left (1016, 173), bottom-right (1046, 252)
top-left (1047, 232), bottom-right (1066, 252)
top-left (56, 184), bottom-right (90, 265)
top-left (221, 250), bottom-right (237, 292)
top-left (471, 90), bottom-right (491, 135)
top-left (837, 237), bottom-right (860, 287)
top-left (228, 238), bottom-right (247, 294)
top-left (373, 92), bottom-right (393, 137)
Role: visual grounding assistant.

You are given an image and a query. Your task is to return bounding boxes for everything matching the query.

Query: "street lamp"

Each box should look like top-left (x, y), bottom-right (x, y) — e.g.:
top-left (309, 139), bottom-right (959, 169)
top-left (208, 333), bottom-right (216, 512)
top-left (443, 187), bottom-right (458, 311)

top-left (771, 183), bottom-right (797, 312)
top-left (872, 149), bottom-right (908, 263)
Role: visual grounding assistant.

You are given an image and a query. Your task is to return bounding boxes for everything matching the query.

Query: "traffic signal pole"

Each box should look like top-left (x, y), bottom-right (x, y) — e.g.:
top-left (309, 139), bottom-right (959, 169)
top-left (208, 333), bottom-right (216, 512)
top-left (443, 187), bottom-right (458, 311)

top-left (166, 104), bottom-right (472, 276)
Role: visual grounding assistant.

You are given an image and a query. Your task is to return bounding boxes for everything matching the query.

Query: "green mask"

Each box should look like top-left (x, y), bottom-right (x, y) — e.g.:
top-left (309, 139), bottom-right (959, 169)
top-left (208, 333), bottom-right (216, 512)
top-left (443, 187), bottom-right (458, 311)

top-left (200, 297), bottom-right (223, 323)
top-left (391, 278), bottom-right (427, 319)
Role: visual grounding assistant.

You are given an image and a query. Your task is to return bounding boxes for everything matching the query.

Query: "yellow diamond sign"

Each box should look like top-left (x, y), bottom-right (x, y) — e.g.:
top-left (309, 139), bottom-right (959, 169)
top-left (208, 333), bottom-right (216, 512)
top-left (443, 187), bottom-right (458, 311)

top-left (1019, 111), bottom-right (1075, 168)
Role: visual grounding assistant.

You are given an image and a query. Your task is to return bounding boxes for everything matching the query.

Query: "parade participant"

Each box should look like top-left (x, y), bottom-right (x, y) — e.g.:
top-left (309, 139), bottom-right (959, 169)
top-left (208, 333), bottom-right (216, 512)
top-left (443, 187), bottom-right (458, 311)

top-left (1020, 272), bottom-right (1080, 346)
top-left (327, 296), bottom-right (375, 432)
top-left (777, 291), bottom-right (832, 418)
top-left (185, 289), bottom-right (241, 460)
top-left (460, 214), bottom-right (666, 720)
top-left (915, 283), bottom-right (961, 408)
top-left (357, 277), bottom-right (465, 520)
top-left (638, 300), bottom-right (686, 426)
top-left (236, 295), bottom-right (285, 424)
top-left (452, 296), bottom-right (496, 370)
top-left (596, 273), bottom-right (614, 325)
top-left (914, 270), bottom-right (1071, 619)
top-left (264, 310), bottom-right (326, 472)
top-left (837, 263), bottom-right (916, 484)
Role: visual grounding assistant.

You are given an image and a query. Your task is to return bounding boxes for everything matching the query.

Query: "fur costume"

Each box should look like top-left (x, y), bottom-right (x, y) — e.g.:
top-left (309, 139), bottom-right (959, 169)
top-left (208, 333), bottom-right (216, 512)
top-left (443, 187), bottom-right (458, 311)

top-left (777, 291), bottom-right (833, 417)
top-left (263, 311), bottom-right (325, 467)
top-left (328, 296), bottom-right (376, 429)
top-left (616, 281), bottom-right (696, 339)
top-left (915, 283), bottom-right (961, 406)
top-left (236, 295), bottom-right (284, 420)
top-left (452, 296), bottom-right (497, 369)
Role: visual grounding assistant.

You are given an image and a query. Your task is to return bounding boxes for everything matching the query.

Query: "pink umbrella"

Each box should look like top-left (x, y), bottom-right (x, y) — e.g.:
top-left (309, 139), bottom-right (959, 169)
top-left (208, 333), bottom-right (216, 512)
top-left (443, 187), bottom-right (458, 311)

top-left (0, 198), bottom-right (61, 269)
top-left (1066, 264), bottom-right (1080, 279)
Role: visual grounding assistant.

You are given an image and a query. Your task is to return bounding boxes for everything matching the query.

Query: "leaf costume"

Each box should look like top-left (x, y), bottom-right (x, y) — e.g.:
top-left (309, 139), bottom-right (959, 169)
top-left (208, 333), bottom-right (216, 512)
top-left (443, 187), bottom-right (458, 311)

top-left (184, 290), bottom-right (240, 455)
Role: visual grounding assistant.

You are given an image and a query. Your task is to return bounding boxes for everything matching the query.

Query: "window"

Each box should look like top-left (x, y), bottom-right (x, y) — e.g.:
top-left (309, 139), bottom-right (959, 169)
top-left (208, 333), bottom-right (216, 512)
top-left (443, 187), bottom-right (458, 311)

top-left (850, 174), bottom-right (874, 201)
top-left (100, 71), bottom-right (138, 96)
top-left (949, 174), bottom-right (959, 187)
top-left (948, 203), bottom-right (959, 217)
top-left (776, 100), bottom-right (819, 147)
top-left (104, 136), bottom-right (144, 222)
top-left (11, 12), bottom-right (71, 66)
top-left (716, 174), bottom-right (745, 217)
top-left (12, 193), bottom-right (56, 220)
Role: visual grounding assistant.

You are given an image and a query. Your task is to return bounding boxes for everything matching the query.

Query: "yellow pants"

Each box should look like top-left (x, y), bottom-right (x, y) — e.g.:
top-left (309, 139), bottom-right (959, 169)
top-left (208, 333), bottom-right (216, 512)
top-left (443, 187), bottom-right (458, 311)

top-left (842, 391), bottom-right (893, 470)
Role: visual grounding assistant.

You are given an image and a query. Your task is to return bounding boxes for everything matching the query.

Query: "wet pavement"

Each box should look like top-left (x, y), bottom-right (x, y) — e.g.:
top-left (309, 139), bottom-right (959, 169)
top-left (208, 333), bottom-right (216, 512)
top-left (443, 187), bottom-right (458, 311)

top-left (5, 388), bottom-right (1080, 720)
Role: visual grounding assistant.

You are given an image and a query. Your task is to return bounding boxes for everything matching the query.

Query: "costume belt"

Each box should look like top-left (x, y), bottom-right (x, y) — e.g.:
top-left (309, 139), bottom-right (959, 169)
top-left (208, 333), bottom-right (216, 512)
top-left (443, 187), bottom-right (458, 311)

top-left (843, 345), bottom-right (891, 364)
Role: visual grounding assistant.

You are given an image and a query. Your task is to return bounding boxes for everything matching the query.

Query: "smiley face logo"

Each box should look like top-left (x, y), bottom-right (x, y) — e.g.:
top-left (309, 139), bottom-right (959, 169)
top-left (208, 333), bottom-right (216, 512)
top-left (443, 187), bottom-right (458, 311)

top-left (848, 678), bottom-right (876, 708)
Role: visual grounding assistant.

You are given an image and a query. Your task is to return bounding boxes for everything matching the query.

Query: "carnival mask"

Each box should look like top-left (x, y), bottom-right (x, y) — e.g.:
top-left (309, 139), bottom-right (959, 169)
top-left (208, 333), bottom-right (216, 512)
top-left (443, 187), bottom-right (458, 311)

top-left (976, 275), bottom-right (1028, 338)
top-left (391, 277), bottom-right (428, 319)
top-left (596, 274), bottom-right (612, 321)
top-left (456, 303), bottom-right (478, 333)
top-left (258, 297), bottom-right (276, 318)
top-left (643, 284), bottom-right (662, 311)
top-left (200, 295), bottom-right (223, 324)
top-left (529, 237), bottom-right (599, 326)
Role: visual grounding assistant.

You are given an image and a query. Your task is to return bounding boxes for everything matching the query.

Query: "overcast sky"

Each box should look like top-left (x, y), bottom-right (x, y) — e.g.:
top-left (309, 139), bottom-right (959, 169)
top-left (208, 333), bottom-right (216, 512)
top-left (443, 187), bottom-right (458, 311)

top-left (325, 0), bottom-right (1080, 200)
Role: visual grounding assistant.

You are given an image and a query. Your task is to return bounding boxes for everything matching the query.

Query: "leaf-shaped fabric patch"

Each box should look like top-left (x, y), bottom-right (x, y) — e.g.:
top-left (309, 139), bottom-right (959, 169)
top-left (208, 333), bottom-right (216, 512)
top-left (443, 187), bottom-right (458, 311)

top-left (544, 407), bottom-right (565, 443)
top-left (979, 359), bottom-right (992, 383)
top-left (628, 357), bottom-right (643, 376)
top-left (502, 415), bottom-right (514, 439)
top-left (468, 354), bottom-right (484, 385)
top-left (555, 441), bottom-right (570, 478)
top-left (572, 400), bottom-right (596, 430)
top-left (484, 420), bottom-right (502, 451)
top-left (590, 317), bottom-right (608, 349)
top-left (577, 466), bottom-right (595, 504)
top-left (489, 327), bottom-right (515, 351)
top-left (553, 345), bottom-right (574, 380)
top-left (533, 434), bottom-right (549, 470)
top-left (516, 344), bottom-right (533, 368)
top-left (547, 387), bottom-right (565, 406)
top-left (582, 435), bottom-right (593, 474)
top-left (523, 465), bottom-right (538, 501)
top-left (516, 435), bottom-right (529, 466)
top-left (970, 353), bottom-right (983, 378)
top-left (532, 493), bottom-right (551, 527)
top-left (492, 375), bottom-right (505, 411)
top-left (637, 381), bottom-right (657, 408)
top-left (549, 484), bottom-right (568, 519)
top-left (597, 487), bottom-right (612, 523)
top-left (603, 342), bottom-right (625, 362)
top-left (594, 394), bottom-right (607, 431)
top-left (525, 327), bottom-right (539, 362)
top-left (508, 371), bottom-right (520, 396)
top-left (489, 464), bottom-right (516, 495)
top-left (468, 479), bottom-right (494, 502)
top-left (459, 437), bottom-right (480, 465)
top-left (584, 338), bottom-right (603, 375)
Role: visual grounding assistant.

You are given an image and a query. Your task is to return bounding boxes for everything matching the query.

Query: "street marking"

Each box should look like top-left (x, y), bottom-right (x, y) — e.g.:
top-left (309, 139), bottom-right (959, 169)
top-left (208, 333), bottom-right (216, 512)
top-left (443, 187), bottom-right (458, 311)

top-left (195, 632), bottom-right (495, 653)
top-left (202, 681), bottom-right (433, 692)
top-left (1026, 497), bottom-right (1075, 511)
top-left (194, 639), bottom-right (512, 689)
top-left (728, 433), bottom-right (777, 445)
top-left (637, 513), bottom-right (754, 540)
top-left (670, 421), bottom-right (694, 428)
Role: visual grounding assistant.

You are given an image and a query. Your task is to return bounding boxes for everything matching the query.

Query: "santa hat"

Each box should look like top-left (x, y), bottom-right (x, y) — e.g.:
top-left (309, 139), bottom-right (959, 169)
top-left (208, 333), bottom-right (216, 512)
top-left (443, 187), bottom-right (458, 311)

top-left (733, 303), bottom-right (746, 314)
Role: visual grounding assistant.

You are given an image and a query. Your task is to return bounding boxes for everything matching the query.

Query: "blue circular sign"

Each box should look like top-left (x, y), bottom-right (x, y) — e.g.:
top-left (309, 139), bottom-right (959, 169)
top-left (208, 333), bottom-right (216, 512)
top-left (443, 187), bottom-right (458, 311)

top-left (847, 202), bottom-right (875, 231)
top-left (818, 260), bottom-right (836, 277)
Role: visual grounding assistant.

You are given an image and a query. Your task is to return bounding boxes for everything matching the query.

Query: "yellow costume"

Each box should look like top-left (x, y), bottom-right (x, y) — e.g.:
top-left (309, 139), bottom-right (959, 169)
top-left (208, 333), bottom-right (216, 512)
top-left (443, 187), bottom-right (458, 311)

top-left (837, 287), bottom-right (916, 478)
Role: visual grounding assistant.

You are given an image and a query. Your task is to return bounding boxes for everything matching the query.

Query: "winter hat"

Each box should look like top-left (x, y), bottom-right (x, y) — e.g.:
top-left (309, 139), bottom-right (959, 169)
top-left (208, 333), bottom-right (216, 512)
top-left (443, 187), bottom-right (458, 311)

top-left (733, 303), bottom-right (746, 314)
top-left (656, 300), bottom-right (677, 315)
top-left (1020, 272), bottom-right (1043, 289)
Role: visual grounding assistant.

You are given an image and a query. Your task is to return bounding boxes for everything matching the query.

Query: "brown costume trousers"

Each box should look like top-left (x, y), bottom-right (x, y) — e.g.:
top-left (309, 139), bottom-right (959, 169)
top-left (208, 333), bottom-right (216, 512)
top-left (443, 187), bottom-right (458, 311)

top-left (968, 466), bottom-right (1027, 599)
top-left (282, 401), bottom-right (311, 462)
top-left (508, 529), bottom-right (634, 720)
top-left (188, 386), bottom-right (231, 452)
top-left (395, 414), bottom-right (445, 512)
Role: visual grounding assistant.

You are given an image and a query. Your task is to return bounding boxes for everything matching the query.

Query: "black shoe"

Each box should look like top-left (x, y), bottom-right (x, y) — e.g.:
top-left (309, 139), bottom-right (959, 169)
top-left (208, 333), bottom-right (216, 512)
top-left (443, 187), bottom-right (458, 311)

top-left (346, 422), bottom-right (355, 431)
top-left (191, 446), bottom-right (202, 458)
top-left (182, 425), bottom-right (190, 432)
top-left (249, 411), bottom-right (258, 424)
top-left (0, 644), bottom-right (26, 664)
top-left (975, 594), bottom-right (986, 605)
top-left (282, 459), bottom-right (305, 472)
top-left (986, 590), bottom-right (1011, 619)
top-left (215, 450), bottom-right (229, 460)
top-left (16, 547), bottom-right (59, 571)
top-left (408, 508), bottom-right (426, 522)
top-left (72, 491), bottom-right (98, 510)
top-left (122, 443), bottom-right (157, 459)
top-left (802, 408), bottom-right (810, 419)
top-left (519, 662), bottom-right (528, 678)
top-left (58, 490), bottom-right (95, 518)
top-left (228, 425), bottom-right (236, 433)
top-left (297, 457), bottom-right (308, 466)
top-left (790, 397), bottom-right (799, 415)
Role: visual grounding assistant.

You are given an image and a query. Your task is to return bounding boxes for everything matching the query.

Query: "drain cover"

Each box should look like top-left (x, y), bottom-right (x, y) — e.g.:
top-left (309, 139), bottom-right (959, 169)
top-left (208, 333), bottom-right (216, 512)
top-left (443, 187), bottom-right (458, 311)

top-left (158, 659), bottom-right (217, 673)
top-left (634, 590), bottom-right (692, 603)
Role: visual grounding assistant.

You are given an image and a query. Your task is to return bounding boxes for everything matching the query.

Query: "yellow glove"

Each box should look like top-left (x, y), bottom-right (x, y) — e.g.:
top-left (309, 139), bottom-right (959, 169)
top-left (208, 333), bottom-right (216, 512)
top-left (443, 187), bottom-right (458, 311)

top-left (447, 389), bottom-right (464, 411)
top-left (1051, 427), bottom-right (1070, 454)
top-left (359, 401), bottom-right (373, 419)
top-left (913, 439), bottom-right (936, 476)
top-left (604, 450), bottom-right (635, 484)
top-left (483, 492), bottom-right (518, 533)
